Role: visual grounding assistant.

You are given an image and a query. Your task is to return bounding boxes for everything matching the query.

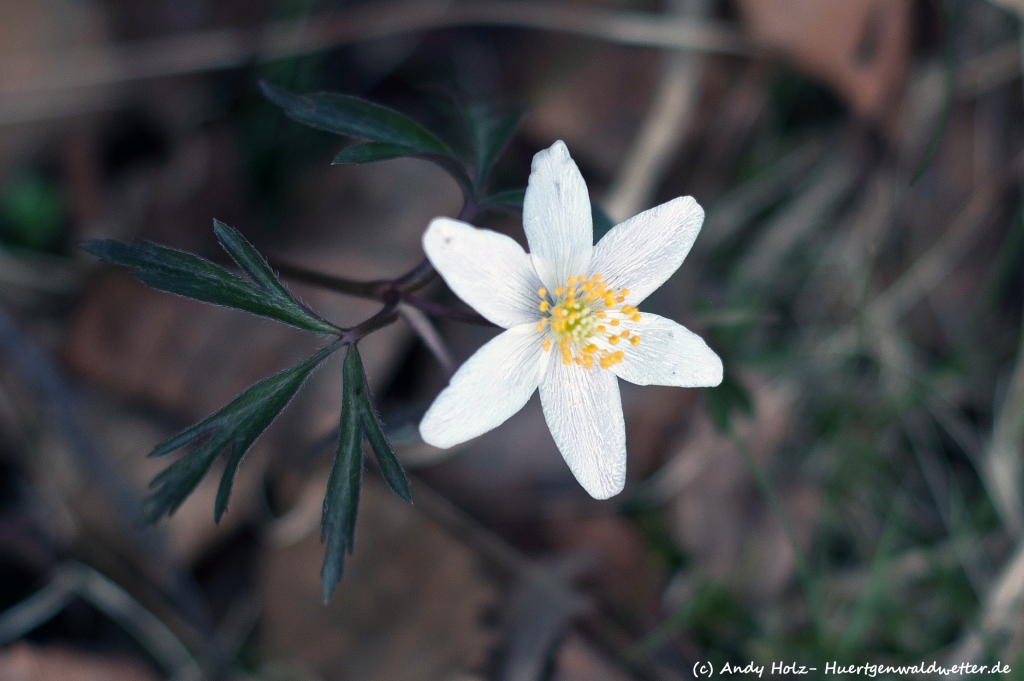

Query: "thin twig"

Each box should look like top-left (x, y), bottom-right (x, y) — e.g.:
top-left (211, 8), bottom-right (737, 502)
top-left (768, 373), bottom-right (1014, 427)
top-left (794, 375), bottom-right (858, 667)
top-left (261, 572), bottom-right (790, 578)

top-left (0, 1), bottom-right (748, 98)
top-left (271, 256), bottom-right (494, 326)
top-left (405, 475), bottom-right (684, 681)
top-left (0, 562), bottom-right (203, 681)
top-left (0, 305), bottom-right (217, 638)
top-left (602, 0), bottom-right (707, 222)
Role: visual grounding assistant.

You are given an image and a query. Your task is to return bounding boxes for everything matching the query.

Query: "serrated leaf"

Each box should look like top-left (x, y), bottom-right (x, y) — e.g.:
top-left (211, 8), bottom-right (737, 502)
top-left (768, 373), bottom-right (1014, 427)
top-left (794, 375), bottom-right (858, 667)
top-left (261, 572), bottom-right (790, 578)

top-left (465, 103), bottom-right (523, 189)
top-left (82, 238), bottom-right (338, 335)
top-left (319, 345), bottom-right (411, 601)
top-left (142, 342), bottom-right (339, 524)
top-left (260, 81), bottom-right (449, 156)
top-left (332, 142), bottom-right (420, 165)
top-left (213, 219), bottom-right (292, 299)
top-left (347, 345), bottom-right (410, 502)
top-left (321, 346), bottom-right (365, 602)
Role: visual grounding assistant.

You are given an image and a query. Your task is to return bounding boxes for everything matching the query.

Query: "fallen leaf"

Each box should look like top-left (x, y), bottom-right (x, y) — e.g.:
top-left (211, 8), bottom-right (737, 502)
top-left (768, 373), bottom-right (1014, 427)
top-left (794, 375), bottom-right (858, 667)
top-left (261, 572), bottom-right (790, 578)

top-left (737, 0), bottom-right (912, 120)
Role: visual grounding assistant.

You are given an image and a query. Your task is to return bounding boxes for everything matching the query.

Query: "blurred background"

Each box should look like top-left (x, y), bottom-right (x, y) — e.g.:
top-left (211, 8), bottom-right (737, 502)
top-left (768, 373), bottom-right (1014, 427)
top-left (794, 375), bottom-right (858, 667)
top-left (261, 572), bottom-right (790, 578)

top-left (1, 0), bottom-right (1024, 679)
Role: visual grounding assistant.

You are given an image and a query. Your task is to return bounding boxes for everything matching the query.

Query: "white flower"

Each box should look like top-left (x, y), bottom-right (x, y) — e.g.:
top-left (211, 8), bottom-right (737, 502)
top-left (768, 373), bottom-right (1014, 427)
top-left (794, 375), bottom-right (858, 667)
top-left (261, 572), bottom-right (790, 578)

top-left (418, 141), bottom-right (723, 499)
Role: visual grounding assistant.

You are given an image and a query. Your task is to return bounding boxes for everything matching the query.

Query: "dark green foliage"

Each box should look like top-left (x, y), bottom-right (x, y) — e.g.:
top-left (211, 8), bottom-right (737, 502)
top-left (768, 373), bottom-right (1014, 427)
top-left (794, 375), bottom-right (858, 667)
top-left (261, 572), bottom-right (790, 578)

top-left (0, 173), bottom-right (65, 251)
top-left (463, 103), bottom-right (523, 189)
top-left (478, 188), bottom-right (526, 212)
top-left (143, 341), bottom-right (340, 524)
top-left (321, 345), bottom-right (410, 602)
top-left (260, 82), bottom-right (450, 156)
top-left (82, 222), bottom-right (338, 334)
top-left (259, 80), bottom-right (474, 197)
top-left (333, 142), bottom-right (423, 165)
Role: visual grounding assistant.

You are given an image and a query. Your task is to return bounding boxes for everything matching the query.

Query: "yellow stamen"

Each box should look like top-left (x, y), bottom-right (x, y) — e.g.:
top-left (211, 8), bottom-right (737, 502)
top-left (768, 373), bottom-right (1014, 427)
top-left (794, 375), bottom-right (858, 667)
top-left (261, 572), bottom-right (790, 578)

top-left (535, 273), bottom-right (638, 371)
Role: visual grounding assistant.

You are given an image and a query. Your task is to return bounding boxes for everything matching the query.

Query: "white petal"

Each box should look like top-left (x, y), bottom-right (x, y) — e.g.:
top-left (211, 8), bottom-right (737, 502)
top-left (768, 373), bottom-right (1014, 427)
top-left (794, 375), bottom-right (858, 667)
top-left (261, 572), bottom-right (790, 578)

top-left (588, 196), bottom-right (704, 305)
top-left (539, 360), bottom-right (626, 499)
top-left (420, 324), bottom-right (548, 448)
top-left (523, 141), bottom-right (593, 290)
top-left (610, 313), bottom-right (722, 387)
top-left (423, 218), bottom-right (543, 328)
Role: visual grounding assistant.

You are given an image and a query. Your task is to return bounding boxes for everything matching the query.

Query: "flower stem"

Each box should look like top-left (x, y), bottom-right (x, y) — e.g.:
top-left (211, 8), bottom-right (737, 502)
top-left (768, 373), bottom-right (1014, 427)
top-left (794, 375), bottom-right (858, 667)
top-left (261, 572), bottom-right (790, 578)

top-left (342, 298), bottom-right (401, 343)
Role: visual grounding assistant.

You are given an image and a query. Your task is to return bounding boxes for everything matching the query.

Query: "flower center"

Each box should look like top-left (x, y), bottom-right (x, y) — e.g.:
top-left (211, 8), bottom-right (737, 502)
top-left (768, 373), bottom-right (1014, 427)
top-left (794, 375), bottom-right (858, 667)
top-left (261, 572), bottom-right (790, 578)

top-left (534, 273), bottom-right (641, 370)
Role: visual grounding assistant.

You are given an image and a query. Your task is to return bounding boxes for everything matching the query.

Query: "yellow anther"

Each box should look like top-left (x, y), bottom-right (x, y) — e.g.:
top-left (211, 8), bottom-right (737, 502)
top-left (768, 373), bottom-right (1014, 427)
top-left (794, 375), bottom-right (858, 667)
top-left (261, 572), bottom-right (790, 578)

top-left (537, 273), bottom-right (643, 372)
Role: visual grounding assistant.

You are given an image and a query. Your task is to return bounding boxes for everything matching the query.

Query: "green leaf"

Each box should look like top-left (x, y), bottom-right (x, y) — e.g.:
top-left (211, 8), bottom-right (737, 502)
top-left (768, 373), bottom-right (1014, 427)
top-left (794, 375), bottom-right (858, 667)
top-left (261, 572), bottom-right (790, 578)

top-left (260, 82), bottom-right (475, 200)
top-left (143, 342), bottom-right (340, 524)
top-left (479, 188), bottom-right (526, 212)
top-left (320, 344), bottom-right (411, 601)
top-left (321, 346), bottom-right (366, 602)
top-left (333, 142), bottom-right (419, 165)
top-left (82, 234), bottom-right (338, 335)
top-left (348, 346), bottom-right (410, 502)
top-left (464, 103), bottom-right (523, 189)
top-left (213, 219), bottom-right (292, 299)
top-left (260, 81), bottom-right (449, 156)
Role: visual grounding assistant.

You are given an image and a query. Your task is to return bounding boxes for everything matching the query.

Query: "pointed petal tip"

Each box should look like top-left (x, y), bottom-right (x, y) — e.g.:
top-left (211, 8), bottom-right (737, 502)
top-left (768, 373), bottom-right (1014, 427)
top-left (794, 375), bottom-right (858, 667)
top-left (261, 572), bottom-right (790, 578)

top-left (581, 475), bottom-right (625, 500)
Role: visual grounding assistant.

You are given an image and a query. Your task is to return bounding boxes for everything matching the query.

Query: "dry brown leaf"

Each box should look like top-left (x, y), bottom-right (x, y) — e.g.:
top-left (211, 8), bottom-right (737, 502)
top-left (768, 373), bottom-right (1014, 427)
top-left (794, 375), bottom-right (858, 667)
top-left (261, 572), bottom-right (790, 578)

top-left (737, 0), bottom-right (912, 120)
top-left (523, 43), bottom-right (659, 177)
top-left (664, 375), bottom-right (820, 599)
top-left (545, 513), bottom-right (663, 622)
top-left (552, 632), bottom-right (632, 681)
top-left (259, 476), bottom-right (499, 681)
top-left (0, 642), bottom-right (160, 681)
